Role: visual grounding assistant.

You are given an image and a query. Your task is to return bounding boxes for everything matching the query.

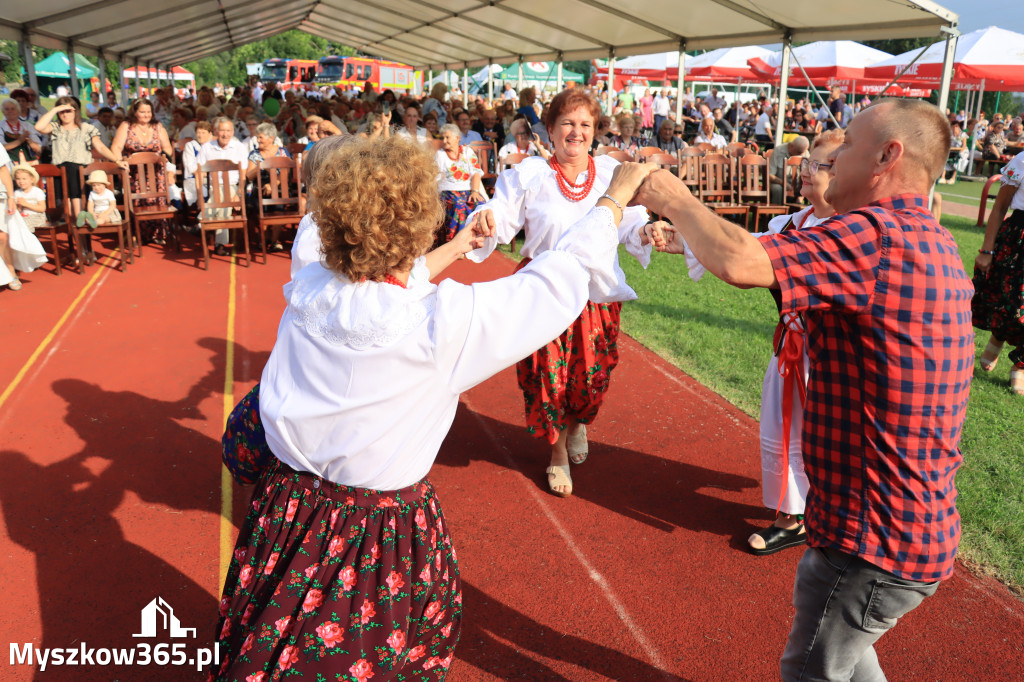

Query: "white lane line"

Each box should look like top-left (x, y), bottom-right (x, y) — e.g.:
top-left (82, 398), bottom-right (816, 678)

top-left (462, 397), bottom-right (674, 678)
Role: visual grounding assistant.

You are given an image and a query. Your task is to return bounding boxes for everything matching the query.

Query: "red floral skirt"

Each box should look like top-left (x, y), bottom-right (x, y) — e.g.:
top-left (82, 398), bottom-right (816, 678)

top-left (212, 459), bottom-right (462, 681)
top-left (514, 258), bottom-right (622, 444)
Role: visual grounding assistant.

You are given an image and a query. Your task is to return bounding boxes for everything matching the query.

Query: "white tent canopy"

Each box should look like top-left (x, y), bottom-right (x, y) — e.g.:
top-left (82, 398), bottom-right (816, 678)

top-left (2, 1), bottom-right (956, 72)
top-left (749, 40), bottom-right (893, 80)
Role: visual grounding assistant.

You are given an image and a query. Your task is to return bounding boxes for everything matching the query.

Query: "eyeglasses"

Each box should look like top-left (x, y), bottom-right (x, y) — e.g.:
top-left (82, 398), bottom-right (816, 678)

top-left (800, 158), bottom-right (833, 174)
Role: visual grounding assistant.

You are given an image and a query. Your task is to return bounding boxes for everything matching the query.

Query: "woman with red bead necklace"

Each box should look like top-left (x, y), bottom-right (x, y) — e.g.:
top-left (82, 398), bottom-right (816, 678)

top-left (468, 89), bottom-right (657, 497)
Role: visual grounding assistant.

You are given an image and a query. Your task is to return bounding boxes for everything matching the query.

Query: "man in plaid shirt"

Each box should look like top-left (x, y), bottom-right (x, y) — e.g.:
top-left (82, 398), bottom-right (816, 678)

top-left (634, 99), bottom-right (973, 680)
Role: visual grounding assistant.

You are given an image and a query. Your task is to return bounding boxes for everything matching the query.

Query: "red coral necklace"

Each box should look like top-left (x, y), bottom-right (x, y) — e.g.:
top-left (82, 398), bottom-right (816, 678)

top-left (550, 155), bottom-right (595, 202)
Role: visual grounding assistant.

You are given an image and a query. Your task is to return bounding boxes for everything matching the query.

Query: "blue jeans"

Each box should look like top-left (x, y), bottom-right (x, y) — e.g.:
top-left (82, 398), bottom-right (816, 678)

top-left (781, 547), bottom-right (940, 681)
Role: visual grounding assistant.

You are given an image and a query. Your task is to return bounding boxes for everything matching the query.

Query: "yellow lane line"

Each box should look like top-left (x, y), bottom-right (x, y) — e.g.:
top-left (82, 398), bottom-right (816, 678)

top-left (0, 254), bottom-right (114, 411)
top-left (219, 255), bottom-right (237, 592)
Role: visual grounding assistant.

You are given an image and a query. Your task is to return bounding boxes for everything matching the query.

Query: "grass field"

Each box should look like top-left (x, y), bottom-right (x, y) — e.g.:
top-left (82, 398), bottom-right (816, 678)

top-left (601, 215), bottom-right (1024, 591)
top-left (942, 177), bottom-right (1002, 207)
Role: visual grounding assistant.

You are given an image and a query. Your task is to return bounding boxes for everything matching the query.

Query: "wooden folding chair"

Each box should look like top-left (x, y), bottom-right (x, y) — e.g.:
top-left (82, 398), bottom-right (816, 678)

top-left (30, 164), bottom-right (73, 275)
top-left (196, 160), bottom-right (249, 269)
top-left (254, 156), bottom-right (303, 264)
top-left (736, 154), bottom-right (788, 232)
top-left (785, 156), bottom-right (806, 212)
top-left (726, 142), bottom-right (749, 158)
top-left (637, 146), bottom-right (663, 162)
top-left (287, 142), bottom-right (307, 158)
top-left (76, 162), bottom-right (134, 272)
top-left (469, 140), bottom-right (498, 196)
top-left (127, 151), bottom-right (178, 255)
top-left (700, 154), bottom-right (749, 227)
top-left (679, 147), bottom-right (705, 194)
top-left (695, 142), bottom-right (718, 155)
top-left (603, 149), bottom-right (633, 163)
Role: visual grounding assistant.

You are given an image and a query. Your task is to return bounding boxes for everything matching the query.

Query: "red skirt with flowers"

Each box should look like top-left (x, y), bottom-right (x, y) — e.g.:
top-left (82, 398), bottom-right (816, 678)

top-left (514, 259), bottom-right (622, 444)
top-left (212, 459), bottom-right (462, 681)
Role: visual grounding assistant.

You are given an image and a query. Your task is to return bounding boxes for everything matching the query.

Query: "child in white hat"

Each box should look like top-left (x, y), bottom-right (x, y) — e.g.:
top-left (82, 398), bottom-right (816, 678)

top-left (76, 169), bottom-right (122, 266)
top-left (12, 164), bottom-right (46, 232)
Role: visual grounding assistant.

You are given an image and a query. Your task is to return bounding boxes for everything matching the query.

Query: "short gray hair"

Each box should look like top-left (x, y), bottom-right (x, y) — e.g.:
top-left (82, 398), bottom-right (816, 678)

top-left (256, 121), bottom-right (278, 139)
top-left (212, 116), bottom-right (233, 131)
top-left (440, 123), bottom-right (461, 138)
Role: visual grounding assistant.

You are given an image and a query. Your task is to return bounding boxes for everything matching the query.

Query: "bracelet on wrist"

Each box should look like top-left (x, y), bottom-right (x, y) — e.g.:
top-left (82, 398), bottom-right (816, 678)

top-left (979, 249), bottom-right (996, 255)
top-left (600, 193), bottom-right (623, 212)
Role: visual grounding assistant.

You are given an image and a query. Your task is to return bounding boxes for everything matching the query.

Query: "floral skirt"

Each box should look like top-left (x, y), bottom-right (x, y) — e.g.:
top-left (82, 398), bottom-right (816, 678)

top-left (439, 191), bottom-right (472, 244)
top-left (972, 209), bottom-right (1024, 364)
top-left (514, 258), bottom-right (622, 444)
top-left (212, 460), bottom-right (462, 681)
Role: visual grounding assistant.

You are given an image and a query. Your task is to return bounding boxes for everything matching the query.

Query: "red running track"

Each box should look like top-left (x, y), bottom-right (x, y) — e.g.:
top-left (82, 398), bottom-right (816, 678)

top-left (0, 238), bottom-right (1021, 681)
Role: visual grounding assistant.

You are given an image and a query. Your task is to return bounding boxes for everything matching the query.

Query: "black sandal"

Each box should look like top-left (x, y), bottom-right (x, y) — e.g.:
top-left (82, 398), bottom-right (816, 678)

top-left (748, 523), bottom-right (807, 556)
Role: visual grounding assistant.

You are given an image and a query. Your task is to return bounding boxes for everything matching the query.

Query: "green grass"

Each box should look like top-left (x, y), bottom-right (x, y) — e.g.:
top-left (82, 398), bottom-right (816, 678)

top-left (942, 177), bottom-right (1000, 208)
top-left (615, 215), bottom-right (1024, 592)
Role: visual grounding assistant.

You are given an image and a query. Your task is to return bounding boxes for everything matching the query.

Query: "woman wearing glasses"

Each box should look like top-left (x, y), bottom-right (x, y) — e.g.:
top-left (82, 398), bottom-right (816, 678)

top-left (497, 117), bottom-right (551, 163)
top-left (747, 129), bottom-right (843, 555)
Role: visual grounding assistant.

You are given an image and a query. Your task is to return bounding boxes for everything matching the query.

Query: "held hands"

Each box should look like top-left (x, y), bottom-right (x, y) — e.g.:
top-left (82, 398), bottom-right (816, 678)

top-left (604, 162), bottom-right (659, 207)
top-left (974, 252), bottom-right (993, 275)
top-left (450, 211), bottom-right (496, 256)
top-left (632, 168), bottom-right (693, 216)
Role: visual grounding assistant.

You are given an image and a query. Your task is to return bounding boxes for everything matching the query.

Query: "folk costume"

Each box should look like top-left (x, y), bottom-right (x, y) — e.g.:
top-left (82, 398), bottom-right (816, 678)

top-left (214, 206), bottom-right (624, 680)
top-left (467, 154), bottom-right (649, 444)
top-left (435, 146), bottom-right (482, 244)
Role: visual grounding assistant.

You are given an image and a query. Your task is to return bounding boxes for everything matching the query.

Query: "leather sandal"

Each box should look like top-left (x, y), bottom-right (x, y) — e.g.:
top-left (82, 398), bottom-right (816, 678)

top-left (980, 338), bottom-right (1003, 372)
top-left (1011, 364), bottom-right (1024, 396)
top-left (747, 523), bottom-right (807, 556)
top-left (567, 425), bottom-right (588, 465)
top-left (546, 464), bottom-right (573, 497)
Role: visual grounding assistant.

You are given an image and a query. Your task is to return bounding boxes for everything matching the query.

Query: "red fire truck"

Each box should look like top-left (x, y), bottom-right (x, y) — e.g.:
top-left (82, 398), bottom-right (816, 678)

top-left (260, 59), bottom-right (318, 90)
top-left (314, 56), bottom-right (416, 92)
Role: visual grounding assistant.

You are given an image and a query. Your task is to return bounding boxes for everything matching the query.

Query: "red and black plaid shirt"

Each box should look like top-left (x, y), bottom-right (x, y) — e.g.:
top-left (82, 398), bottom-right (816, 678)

top-left (760, 195), bottom-right (974, 581)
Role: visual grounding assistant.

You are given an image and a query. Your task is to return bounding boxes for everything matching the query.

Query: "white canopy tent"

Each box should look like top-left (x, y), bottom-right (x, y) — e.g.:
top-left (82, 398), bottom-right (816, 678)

top-left (1, 0), bottom-right (960, 144)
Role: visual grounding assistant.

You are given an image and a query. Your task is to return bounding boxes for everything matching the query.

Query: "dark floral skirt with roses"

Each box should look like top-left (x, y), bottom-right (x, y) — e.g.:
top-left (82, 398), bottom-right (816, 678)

top-left (211, 459), bottom-right (462, 681)
top-left (973, 209), bottom-right (1024, 364)
top-left (514, 258), bottom-right (622, 444)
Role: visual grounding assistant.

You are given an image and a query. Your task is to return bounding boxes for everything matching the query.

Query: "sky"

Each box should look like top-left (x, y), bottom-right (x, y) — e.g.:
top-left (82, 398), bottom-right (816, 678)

top-left (938, 1), bottom-right (1024, 34)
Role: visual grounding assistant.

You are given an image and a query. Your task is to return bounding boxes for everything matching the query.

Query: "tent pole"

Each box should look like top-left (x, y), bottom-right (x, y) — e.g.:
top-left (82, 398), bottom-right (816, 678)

top-left (134, 58), bottom-right (141, 99)
top-left (117, 58), bottom-right (127, 108)
top-left (67, 41), bottom-right (80, 98)
top-left (977, 79), bottom-right (985, 120)
top-left (146, 61), bottom-right (153, 96)
top-left (607, 49), bottom-right (615, 115)
top-left (463, 66), bottom-right (468, 107)
top-left (676, 41), bottom-right (686, 128)
top-left (557, 53), bottom-right (564, 92)
top-left (97, 54), bottom-right (107, 102)
top-left (20, 31), bottom-right (39, 94)
top-left (774, 35), bottom-right (792, 148)
top-left (953, 90), bottom-right (959, 114)
top-left (936, 24), bottom-right (958, 116)
top-left (488, 59), bottom-right (494, 102)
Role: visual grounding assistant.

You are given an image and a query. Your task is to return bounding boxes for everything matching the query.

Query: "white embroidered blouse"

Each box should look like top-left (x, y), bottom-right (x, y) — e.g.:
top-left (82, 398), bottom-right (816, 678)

top-left (261, 206), bottom-right (621, 490)
top-left (466, 155), bottom-right (650, 303)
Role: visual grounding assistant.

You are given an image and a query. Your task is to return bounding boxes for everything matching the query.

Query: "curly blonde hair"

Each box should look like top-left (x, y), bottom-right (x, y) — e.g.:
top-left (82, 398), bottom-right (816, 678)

top-left (315, 136), bottom-right (442, 282)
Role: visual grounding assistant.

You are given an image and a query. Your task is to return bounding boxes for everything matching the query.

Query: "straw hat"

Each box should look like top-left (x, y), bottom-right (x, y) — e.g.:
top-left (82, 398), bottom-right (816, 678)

top-left (86, 169), bottom-right (112, 186)
top-left (12, 163), bottom-right (38, 184)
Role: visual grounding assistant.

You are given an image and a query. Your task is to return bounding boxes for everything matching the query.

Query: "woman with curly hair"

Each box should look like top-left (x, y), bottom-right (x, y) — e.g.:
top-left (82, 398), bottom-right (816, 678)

top-left (213, 135), bottom-right (655, 680)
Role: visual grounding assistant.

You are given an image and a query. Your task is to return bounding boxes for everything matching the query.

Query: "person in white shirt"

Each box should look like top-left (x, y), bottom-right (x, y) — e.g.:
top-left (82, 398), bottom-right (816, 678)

top-left (755, 104), bottom-right (775, 149)
top-left (12, 164), bottom-right (47, 231)
top-left (214, 134), bottom-right (655, 679)
top-left (197, 117), bottom-right (248, 255)
top-left (395, 103), bottom-right (427, 142)
top-left (702, 87), bottom-right (727, 112)
top-left (1, 156), bottom-right (47, 290)
top-left (745, 130), bottom-right (845, 556)
top-left (436, 123), bottom-right (487, 243)
top-left (693, 116), bottom-right (727, 150)
top-left (502, 82), bottom-right (517, 100)
top-left (182, 120), bottom-right (213, 212)
top-left (652, 89), bottom-right (672, 135)
top-left (498, 118), bottom-right (551, 163)
top-left (467, 89), bottom-right (678, 497)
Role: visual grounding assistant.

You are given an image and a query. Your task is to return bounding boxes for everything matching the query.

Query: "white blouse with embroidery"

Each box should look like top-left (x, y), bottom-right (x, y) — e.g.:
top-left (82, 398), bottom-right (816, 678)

top-left (1000, 151), bottom-right (1024, 211)
top-left (466, 155), bottom-right (650, 303)
top-left (261, 206), bottom-right (621, 490)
